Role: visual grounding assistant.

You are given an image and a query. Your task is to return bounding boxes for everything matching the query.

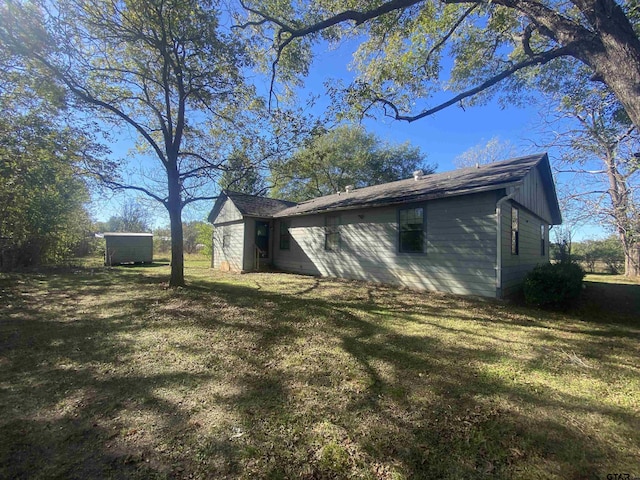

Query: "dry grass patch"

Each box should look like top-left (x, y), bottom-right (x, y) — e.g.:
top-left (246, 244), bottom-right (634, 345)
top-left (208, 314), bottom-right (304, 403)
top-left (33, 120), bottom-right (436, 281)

top-left (0, 262), bottom-right (638, 479)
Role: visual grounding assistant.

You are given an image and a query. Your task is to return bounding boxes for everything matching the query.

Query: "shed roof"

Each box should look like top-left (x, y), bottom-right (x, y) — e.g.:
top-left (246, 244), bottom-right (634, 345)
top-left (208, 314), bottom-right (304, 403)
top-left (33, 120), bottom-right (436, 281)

top-left (275, 153), bottom-right (561, 223)
top-left (208, 190), bottom-right (297, 223)
top-left (103, 232), bottom-right (153, 237)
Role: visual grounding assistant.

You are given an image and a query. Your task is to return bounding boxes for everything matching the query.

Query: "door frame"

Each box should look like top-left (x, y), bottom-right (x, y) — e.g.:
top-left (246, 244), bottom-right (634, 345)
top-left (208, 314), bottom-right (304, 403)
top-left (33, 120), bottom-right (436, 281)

top-left (254, 219), bottom-right (270, 260)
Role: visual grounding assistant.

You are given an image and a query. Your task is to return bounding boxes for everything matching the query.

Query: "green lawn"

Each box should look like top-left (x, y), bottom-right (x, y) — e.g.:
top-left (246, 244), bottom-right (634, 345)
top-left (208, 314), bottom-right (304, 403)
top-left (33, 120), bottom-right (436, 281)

top-left (1, 259), bottom-right (638, 479)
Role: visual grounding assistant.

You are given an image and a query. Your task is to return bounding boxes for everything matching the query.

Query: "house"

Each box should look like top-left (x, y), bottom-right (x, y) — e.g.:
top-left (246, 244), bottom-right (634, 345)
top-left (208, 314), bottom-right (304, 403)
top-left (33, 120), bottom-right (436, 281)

top-left (208, 154), bottom-right (561, 298)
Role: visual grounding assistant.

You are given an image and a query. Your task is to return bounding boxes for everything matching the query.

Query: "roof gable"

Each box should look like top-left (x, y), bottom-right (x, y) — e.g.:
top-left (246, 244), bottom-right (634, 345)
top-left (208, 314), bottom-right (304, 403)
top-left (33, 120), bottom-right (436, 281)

top-left (535, 154), bottom-right (562, 224)
top-left (208, 190), bottom-right (297, 224)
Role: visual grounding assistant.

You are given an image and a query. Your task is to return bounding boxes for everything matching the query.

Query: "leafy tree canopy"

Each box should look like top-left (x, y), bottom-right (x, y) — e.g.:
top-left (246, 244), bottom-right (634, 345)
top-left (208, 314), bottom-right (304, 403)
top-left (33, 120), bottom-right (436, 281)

top-left (271, 124), bottom-right (435, 202)
top-left (0, 112), bottom-right (94, 269)
top-left (241, 0), bottom-right (640, 131)
top-left (218, 145), bottom-right (268, 195)
top-left (572, 236), bottom-right (625, 274)
top-left (0, 51), bottom-right (108, 270)
top-left (96, 199), bottom-right (152, 233)
top-left (0, 0), bottom-right (305, 286)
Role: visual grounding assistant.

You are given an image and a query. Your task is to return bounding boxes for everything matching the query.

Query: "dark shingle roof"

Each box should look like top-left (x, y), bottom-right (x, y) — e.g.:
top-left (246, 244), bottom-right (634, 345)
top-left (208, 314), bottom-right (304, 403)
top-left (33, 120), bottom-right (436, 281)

top-left (275, 154), bottom-right (555, 219)
top-left (208, 191), bottom-right (297, 223)
top-left (209, 154), bottom-right (561, 224)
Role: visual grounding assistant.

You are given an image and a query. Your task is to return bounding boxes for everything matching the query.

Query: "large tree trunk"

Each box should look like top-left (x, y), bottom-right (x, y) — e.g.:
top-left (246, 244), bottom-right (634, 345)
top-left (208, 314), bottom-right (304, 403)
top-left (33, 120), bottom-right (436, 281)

top-left (589, 39), bottom-right (640, 132)
top-left (578, 0), bottom-right (640, 130)
top-left (168, 205), bottom-right (185, 287)
top-left (520, 0), bottom-right (640, 130)
top-left (167, 163), bottom-right (185, 287)
top-left (625, 244), bottom-right (640, 277)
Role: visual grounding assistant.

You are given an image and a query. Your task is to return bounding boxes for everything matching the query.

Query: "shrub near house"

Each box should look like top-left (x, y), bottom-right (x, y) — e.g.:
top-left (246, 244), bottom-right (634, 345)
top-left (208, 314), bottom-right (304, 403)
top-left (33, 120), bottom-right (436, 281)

top-left (524, 262), bottom-right (585, 307)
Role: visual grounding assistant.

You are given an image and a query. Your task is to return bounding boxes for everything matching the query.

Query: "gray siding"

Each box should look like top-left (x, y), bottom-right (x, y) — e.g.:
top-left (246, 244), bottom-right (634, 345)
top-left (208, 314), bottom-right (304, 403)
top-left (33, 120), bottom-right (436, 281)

top-left (244, 219), bottom-right (255, 270)
top-left (500, 201), bottom-right (549, 296)
top-left (513, 165), bottom-right (554, 224)
top-left (212, 221), bottom-right (245, 272)
top-left (104, 235), bottom-right (153, 265)
top-left (212, 199), bottom-right (247, 272)
top-left (215, 199), bottom-right (243, 223)
top-left (274, 192), bottom-right (498, 297)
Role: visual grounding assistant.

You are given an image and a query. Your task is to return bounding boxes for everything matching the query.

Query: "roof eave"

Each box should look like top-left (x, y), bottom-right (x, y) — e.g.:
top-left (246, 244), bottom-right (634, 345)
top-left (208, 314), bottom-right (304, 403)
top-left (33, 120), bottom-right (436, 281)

top-left (536, 154), bottom-right (562, 225)
top-left (207, 191), bottom-right (229, 224)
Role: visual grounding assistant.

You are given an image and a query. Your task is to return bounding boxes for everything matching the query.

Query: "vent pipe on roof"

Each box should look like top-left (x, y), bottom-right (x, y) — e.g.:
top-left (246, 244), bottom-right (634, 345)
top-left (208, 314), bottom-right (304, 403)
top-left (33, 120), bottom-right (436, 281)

top-left (345, 185), bottom-right (354, 193)
top-left (413, 169), bottom-right (424, 181)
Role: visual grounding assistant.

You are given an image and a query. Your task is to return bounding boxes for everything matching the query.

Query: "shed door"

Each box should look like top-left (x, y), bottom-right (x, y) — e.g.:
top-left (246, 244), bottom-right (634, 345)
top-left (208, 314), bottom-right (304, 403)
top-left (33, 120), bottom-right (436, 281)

top-left (255, 221), bottom-right (269, 258)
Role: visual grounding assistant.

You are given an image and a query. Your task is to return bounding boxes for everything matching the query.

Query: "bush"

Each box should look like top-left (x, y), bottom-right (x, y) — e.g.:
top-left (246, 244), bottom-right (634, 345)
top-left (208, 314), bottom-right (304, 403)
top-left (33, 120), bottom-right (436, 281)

top-left (523, 262), bottom-right (585, 308)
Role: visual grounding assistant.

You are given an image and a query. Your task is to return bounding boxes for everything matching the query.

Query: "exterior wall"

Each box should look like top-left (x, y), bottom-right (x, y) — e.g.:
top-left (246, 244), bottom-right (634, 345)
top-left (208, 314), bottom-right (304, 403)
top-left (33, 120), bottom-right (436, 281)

top-left (212, 221), bottom-right (245, 272)
top-left (500, 200), bottom-right (549, 297)
top-left (211, 199), bottom-right (248, 272)
top-left (104, 235), bottom-right (153, 265)
top-left (512, 165), bottom-right (554, 224)
top-left (274, 191), bottom-right (498, 297)
top-left (215, 198), bottom-right (243, 223)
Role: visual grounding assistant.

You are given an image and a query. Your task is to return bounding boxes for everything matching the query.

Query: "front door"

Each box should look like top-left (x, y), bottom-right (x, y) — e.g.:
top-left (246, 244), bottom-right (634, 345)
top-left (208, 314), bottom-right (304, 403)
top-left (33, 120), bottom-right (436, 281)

top-left (255, 220), bottom-right (269, 259)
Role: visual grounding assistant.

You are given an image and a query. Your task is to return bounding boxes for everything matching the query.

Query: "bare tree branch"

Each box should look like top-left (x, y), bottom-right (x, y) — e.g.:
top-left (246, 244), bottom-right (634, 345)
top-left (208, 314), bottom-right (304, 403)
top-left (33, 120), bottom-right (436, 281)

top-left (422, 5), bottom-right (478, 72)
top-left (522, 24), bottom-right (536, 57)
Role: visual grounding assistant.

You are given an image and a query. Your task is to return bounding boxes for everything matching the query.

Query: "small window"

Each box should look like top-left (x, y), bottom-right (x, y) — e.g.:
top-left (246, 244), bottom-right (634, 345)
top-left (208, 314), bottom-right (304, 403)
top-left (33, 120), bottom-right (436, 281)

top-left (222, 228), bottom-right (230, 249)
top-left (511, 207), bottom-right (519, 255)
top-left (541, 224), bottom-right (546, 256)
top-left (399, 207), bottom-right (425, 253)
top-left (325, 215), bottom-right (340, 251)
top-left (279, 220), bottom-right (291, 250)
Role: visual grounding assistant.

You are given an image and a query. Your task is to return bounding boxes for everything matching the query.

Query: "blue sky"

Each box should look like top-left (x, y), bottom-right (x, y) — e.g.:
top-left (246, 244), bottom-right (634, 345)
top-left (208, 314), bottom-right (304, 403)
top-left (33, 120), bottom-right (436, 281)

top-left (294, 39), bottom-right (539, 163)
top-left (91, 38), bottom-right (609, 241)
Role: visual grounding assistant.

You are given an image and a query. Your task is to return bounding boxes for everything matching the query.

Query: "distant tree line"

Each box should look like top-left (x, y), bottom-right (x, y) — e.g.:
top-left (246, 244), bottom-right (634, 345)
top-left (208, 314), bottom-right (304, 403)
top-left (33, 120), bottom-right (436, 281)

top-left (551, 236), bottom-right (625, 274)
top-left (94, 200), bottom-right (152, 234)
top-left (154, 222), bottom-right (213, 256)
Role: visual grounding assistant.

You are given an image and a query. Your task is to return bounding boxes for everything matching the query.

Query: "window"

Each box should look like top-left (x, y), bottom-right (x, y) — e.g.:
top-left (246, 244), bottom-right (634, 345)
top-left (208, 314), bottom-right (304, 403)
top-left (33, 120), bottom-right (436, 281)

top-left (511, 207), bottom-right (519, 255)
top-left (399, 207), bottom-right (425, 253)
top-left (541, 224), bottom-right (546, 256)
top-left (222, 227), bottom-right (230, 249)
top-left (279, 220), bottom-right (291, 250)
top-left (325, 215), bottom-right (340, 251)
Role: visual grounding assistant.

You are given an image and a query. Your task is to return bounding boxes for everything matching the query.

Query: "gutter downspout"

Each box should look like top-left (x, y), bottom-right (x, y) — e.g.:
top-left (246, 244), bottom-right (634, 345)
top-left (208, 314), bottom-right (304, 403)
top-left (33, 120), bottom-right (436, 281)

top-left (496, 188), bottom-right (520, 299)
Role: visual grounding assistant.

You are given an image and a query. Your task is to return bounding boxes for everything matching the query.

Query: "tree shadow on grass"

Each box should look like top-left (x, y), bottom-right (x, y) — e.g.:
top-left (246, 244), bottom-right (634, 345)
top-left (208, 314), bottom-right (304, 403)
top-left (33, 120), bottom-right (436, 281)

top-left (0, 271), bottom-right (231, 479)
top-left (182, 275), bottom-right (640, 478)
top-left (318, 301), bottom-right (638, 477)
top-left (1, 269), bottom-right (639, 478)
